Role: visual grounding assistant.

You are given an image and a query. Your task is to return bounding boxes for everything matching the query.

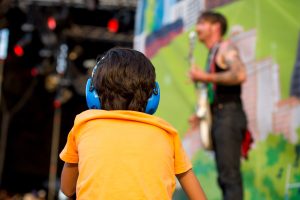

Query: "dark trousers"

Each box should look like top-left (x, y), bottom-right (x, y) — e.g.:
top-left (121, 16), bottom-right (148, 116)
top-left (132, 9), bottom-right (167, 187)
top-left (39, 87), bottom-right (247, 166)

top-left (212, 101), bottom-right (247, 200)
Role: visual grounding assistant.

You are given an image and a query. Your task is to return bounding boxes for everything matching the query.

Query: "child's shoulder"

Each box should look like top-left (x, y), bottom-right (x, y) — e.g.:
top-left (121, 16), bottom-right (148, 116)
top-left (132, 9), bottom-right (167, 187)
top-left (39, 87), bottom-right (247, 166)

top-left (74, 110), bottom-right (179, 136)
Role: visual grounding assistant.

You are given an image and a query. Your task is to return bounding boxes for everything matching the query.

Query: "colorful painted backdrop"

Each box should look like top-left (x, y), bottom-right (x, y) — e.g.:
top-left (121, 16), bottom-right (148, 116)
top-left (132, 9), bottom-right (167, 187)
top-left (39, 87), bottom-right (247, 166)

top-left (134, 0), bottom-right (300, 199)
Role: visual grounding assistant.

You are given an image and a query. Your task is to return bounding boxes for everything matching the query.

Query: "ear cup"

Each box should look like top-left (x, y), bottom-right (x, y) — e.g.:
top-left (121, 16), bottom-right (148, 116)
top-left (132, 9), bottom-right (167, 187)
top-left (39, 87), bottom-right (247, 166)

top-left (145, 82), bottom-right (160, 115)
top-left (85, 78), bottom-right (101, 109)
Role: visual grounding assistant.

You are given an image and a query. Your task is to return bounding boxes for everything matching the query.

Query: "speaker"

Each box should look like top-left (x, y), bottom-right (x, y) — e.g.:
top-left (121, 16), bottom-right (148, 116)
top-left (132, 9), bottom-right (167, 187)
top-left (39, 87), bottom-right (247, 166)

top-left (85, 66), bottom-right (160, 114)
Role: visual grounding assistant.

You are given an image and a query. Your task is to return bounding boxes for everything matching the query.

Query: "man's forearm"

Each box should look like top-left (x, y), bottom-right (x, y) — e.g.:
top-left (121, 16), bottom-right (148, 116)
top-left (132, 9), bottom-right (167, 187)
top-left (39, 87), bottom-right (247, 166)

top-left (208, 70), bottom-right (246, 85)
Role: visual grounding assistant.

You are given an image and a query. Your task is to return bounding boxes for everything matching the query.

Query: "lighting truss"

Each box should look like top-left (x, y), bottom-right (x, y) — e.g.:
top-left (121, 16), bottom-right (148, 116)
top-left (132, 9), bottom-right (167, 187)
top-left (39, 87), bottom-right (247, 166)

top-left (19, 0), bottom-right (138, 10)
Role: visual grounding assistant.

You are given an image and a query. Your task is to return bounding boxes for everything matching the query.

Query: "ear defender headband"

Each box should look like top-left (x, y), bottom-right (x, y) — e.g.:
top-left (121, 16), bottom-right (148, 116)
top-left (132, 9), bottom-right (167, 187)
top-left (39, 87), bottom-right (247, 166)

top-left (85, 62), bottom-right (160, 115)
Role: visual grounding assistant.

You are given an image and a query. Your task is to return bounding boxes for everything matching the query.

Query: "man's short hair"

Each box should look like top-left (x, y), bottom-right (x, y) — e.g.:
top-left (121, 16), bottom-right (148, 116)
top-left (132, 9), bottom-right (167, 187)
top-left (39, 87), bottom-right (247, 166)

top-left (198, 11), bottom-right (227, 36)
top-left (93, 47), bottom-right (156, 112)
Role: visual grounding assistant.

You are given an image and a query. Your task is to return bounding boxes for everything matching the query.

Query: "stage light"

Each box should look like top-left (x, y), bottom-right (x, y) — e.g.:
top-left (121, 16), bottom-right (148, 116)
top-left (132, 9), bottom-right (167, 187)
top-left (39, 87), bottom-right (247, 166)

top-left (13, 33), bottom-right (32, 57)
top-left (107, 18), bottom-right (119, 33)
top-left (106, 10), bottom-right (132, 34)
top-left (30, 67), bottom-right (39, 77)
top-left (14, 45), bottom-right (24, 57)
top-left (0, 29), bottom-right (9, 59)
top-left (47, 17), bottom-right (57, 30)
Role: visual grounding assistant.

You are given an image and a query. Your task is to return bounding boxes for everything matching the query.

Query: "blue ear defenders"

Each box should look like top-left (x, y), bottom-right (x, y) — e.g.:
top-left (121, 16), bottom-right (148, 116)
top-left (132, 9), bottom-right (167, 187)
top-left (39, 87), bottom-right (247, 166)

top-left (145, 81), bottom-right (160, 114)
top-left (85, 64), bottom-right (160, 115)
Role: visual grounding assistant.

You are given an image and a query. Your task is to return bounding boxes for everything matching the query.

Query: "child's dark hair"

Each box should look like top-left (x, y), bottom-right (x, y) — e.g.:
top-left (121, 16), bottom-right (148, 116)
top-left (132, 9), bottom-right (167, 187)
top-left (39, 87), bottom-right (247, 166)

top-left (93, 47), bottom-right (156, 112)
top-left (198, 11), bottom-right (227, 36)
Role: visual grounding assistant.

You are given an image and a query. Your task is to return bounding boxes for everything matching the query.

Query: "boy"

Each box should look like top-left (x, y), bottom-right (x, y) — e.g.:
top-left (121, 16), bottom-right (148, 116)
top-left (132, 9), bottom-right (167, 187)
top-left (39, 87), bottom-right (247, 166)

top-left (60, 47), bottom-right (207, 200)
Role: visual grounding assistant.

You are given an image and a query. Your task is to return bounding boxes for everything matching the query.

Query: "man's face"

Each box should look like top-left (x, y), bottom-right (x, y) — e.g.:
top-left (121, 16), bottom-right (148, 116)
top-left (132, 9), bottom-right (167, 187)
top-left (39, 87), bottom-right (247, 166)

top-left (195, 19), bottom-right (214, 42)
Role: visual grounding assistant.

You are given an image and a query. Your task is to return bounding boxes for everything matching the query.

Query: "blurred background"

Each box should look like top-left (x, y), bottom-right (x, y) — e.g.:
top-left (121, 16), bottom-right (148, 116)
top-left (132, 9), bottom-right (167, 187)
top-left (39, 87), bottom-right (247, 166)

top-left (0, 0), bottom-right (136, 199)
top-left (0, 0), bottom-right (300, 199)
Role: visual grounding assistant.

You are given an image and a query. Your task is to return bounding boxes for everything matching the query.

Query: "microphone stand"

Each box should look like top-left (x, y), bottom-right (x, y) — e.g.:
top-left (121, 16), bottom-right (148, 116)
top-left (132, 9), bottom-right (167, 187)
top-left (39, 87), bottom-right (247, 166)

top-left (47, 94), bottom-right (62, 200)
top-left (47, 43), bottom-right (71, 200)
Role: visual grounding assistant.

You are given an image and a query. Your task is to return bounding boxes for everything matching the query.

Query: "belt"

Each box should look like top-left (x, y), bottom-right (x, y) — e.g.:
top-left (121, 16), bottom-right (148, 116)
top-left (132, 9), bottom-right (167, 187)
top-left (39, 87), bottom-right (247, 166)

top-left (212, 95), bottom-right (242, 110)
top-left (214, 94), bottom-right (241, 104)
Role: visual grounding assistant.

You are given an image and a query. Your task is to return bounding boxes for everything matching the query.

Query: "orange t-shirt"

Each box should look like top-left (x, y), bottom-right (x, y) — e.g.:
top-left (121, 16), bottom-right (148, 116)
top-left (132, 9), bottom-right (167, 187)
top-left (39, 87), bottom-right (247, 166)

top-left (60, 110), bottom-right (192, 200)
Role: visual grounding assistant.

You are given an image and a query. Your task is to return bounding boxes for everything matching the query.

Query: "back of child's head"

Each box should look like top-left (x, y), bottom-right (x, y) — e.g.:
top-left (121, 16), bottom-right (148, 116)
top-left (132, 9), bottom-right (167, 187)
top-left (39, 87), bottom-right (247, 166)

top-left (89, 47), bottom-right (157, 113)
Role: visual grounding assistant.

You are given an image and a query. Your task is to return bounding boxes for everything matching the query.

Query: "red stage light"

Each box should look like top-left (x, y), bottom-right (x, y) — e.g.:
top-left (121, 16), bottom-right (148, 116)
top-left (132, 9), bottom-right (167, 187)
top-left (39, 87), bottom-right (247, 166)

top-left (47, 17), bottom-right (57, 30)
top-left (14, 45), bottom-right (24, 57)
top-left (107, 18), bottom-right (119, 33)
top-left (30, 68), bottom-right (39, 77)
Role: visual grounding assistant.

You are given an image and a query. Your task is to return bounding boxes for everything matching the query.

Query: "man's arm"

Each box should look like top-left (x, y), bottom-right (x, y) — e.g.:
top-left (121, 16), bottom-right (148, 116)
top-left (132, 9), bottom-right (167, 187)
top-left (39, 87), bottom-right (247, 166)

top-left (176, 169), bottom-right (207, 200)
top-left (61, 162), bottom-right (78, 197)
top-left (212, 43), bottom-right (246, 85)
top-left (189, 43), bottom-right (246, 85)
